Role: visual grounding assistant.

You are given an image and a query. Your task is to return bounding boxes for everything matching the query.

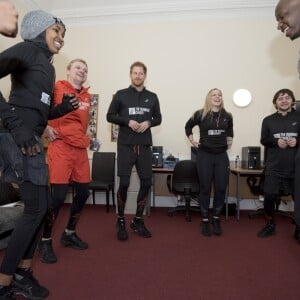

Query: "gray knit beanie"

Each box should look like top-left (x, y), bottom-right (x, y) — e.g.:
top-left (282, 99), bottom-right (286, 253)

top-left (20, 10), bottom-right (65, 40)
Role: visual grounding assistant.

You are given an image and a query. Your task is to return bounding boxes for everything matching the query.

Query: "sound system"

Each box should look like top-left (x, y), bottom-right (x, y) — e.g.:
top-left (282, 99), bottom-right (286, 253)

top-left (152, 146), bottom-right (163, 168)
top-left (241, 146), bottom-right (261, 169)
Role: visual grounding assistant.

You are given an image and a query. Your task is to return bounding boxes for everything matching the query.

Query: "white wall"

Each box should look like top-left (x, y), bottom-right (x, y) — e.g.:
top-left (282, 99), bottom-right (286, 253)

top-left (55, 17), bottom-right (300, 160)
top-left (2, 9), bottom-right (300, 160)
top-left (1, 7), bottom-right (299, 211)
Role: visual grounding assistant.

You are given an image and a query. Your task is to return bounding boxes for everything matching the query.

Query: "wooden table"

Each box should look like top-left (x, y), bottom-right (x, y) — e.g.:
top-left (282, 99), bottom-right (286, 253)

top-left (152, 167), bottom-right (174, 206)
top-left (229, 166), bottom-right (263, 220)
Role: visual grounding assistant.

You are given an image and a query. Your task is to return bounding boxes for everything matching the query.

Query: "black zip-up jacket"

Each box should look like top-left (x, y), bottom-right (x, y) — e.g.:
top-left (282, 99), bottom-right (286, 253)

top-left (185, 108), bottom-right (233, 154)
top-left (261, 109), bottom-right (300, 178)
top-left (0, 41), bottom-right (68, 136)
top-left (106, 86), bottom-right (162, 145)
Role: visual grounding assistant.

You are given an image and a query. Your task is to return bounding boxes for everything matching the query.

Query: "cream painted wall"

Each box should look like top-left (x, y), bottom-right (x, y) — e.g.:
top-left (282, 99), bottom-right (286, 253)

top-left (2, 12), bottom-right (300, 161)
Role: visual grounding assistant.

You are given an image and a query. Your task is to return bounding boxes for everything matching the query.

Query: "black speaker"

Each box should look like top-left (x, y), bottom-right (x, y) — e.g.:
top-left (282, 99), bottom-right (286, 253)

top-left (152, 146), bottom-right (163, 168)
top-left (241, 146), bottom-right (261, 169)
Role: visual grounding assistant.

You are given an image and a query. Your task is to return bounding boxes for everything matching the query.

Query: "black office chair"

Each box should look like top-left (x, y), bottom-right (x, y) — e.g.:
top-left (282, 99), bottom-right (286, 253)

top-left (247, 171), bottom-right (294, 221)
top-left (89, 152), bottom-right (116, 212)
top-left (166, 160), bottom-right (201, 222)
top-left (247, 147), bottom-right (294, 221)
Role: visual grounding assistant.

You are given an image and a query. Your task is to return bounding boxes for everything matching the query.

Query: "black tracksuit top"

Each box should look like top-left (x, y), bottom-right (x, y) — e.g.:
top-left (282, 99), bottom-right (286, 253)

top-left (185, 108), bottom-right (233, 154)
top-left (0, 41), bottom-right (63, 136)
top-left (261, 109), bottom-right (300, 178)
top-left (106, 86), bottom-right (162, 145)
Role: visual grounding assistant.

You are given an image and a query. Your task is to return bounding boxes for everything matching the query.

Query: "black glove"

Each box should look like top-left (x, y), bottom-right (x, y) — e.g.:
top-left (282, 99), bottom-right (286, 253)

top-left (48, 94), bottom-right (78, 119)
top-left (10, 126), bottom-right (38, 154)
top-left (60, 93), bottom-right (78, 113)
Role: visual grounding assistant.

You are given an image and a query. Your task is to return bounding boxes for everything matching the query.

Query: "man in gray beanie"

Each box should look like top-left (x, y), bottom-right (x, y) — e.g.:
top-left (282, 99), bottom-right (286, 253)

top-left (20, 10), bottom-right (65, 40)
top-left (0, 8), bottom-right (78, 300)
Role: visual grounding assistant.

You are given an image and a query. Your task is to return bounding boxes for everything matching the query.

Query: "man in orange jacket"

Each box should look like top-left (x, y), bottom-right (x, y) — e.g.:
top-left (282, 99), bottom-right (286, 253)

top-left (39, 59), bottom-right (91, 263)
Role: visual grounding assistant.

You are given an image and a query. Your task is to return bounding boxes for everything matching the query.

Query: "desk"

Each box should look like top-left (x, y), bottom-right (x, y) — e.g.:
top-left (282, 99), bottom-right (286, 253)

top-left (152, 167), bottom-right (174, 206)
top-left (147, 168), bottom-right (174, 216)
top-left (229, 166), bottom-right (263, 220)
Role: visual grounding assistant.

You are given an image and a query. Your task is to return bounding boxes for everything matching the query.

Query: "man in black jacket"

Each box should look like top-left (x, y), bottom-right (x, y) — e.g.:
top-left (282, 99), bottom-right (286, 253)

top-left (257, 89), bottom-right (300, 238)
top-left (107, 61), bottom-right (162, 241)
top-left (275, 0), bottom-right (300, 243)
top-left (0, 9), bottom-right (78, 299)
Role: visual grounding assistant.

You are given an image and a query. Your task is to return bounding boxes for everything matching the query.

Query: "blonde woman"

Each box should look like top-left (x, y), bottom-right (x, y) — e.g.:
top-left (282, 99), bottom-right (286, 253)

top-left (185, 88), bottom-right (233, 237)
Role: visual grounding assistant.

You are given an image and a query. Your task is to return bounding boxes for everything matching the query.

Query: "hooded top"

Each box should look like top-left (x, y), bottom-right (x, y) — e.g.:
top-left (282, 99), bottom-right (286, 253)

top-left (106, 86), bottom-right (162, 145)
top-left (261, 109), bottom-right (300, 178)
top-left (185, 109), bottom-right (233, 154)
top-left (0, 10), bottom-right (66, 136)
top-left (48, 80), bottom-right (91, 149)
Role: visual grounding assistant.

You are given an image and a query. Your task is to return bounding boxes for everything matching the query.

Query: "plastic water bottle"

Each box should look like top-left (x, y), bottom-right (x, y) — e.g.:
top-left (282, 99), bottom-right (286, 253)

top-left (235, 155), bottom-right (240, 168)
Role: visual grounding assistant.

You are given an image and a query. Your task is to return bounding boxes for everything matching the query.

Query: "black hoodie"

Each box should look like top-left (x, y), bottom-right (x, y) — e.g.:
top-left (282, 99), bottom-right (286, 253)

top-left (107, 86), bottom-right (162, 145)
top-left (0, 32), bottom-right (63, 136)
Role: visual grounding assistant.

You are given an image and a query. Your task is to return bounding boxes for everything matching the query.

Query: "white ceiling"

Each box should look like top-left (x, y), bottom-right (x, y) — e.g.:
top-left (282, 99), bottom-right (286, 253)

top-left (19, 0), bottom-right (278, 26)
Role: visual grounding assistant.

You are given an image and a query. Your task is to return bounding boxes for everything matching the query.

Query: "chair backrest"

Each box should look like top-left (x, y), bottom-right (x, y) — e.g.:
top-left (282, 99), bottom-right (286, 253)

top-left (191, 146), bottom-right (198, 162)
top-left (91, 152), bottom-right (116, 182)
top-left (171, 160), bottom-right (199, 194)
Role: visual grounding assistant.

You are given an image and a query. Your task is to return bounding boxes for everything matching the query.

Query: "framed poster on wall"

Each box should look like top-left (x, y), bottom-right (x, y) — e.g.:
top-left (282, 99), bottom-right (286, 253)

top-left (89, 94), bottom-right (100, 151)
top-left (294, 100), bottom-right (300, 112)
top-left (111, 124), bottom-right (119, 142)
top-left (89, 94), bottom-right (99, 138)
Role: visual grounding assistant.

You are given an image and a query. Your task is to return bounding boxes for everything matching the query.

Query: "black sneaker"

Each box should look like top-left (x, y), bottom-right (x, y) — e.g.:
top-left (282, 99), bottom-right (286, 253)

top-left (130, 218), bottom-right (152, 238)
top-left (212, 218), bottom-right (222, 236)
top-left (294, 227), bottom-right (300, 244)
top-left (257, 221), bottom-right (276, 238)
top-left (0, 285), bottom-right (15, 300)
top-left (201, 221), bottom-right (211, 237)
top-left (117, 218), bottom-right (128, 241)
top-left (38, 239), bottom-right (57, 264)
top-left (60, 232), bottom-right (88, 250)
top-left (12, 268), bottom-right (49, 300)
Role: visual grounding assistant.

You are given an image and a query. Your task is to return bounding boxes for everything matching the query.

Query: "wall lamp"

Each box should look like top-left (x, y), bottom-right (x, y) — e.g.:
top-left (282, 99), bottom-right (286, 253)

top-left (233, 89), bottom-right (252, 107)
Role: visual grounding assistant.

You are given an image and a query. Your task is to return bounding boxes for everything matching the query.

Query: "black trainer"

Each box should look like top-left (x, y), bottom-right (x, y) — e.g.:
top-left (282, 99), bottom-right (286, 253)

top-left (130, 218), bottom-right (152, 238)
top-left (212, 218), bottom-right (222, 236)
top-left (201, 221), bottom-right (211, 237)
top-left (38, 239), bottom-right (57, 264)
top-left (257, 221), bottom-right (276, 238)
top-left (294, 227), bottom-right (300, 244)
top-left (60, 232), bottom-right (88, 250)
top-left (12, 268), bottom-right (49, 300)
top-left (117, 218), bottom-right (128, 241)
top-left (0, 285), bottom-right (14, 300)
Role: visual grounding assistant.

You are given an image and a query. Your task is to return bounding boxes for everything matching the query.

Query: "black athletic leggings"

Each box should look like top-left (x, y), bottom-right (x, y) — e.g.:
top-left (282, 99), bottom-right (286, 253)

top-left (42, 182), bottom-right (90, 238)
top-left (196, 149), bottom-right (229, 218)
top-left (117, 176), bottom-right (151, 218)
top-left (117, 144), bottom-right (152, 218)
top-left (0, 182), bottom-right (49, 275)
top-left (263, 175), bottom-right (294, 218)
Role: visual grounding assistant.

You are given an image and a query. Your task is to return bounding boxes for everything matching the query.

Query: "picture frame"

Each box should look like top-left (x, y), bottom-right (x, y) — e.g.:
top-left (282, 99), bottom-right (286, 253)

top-left (88, 94), bottom-right (99, 139)
top-left (89, 94), bottom-right (101, 151)
top-left (294, 100), bottom-right (300, 112)
top-left (111, 124), bottom-right (119, 142)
